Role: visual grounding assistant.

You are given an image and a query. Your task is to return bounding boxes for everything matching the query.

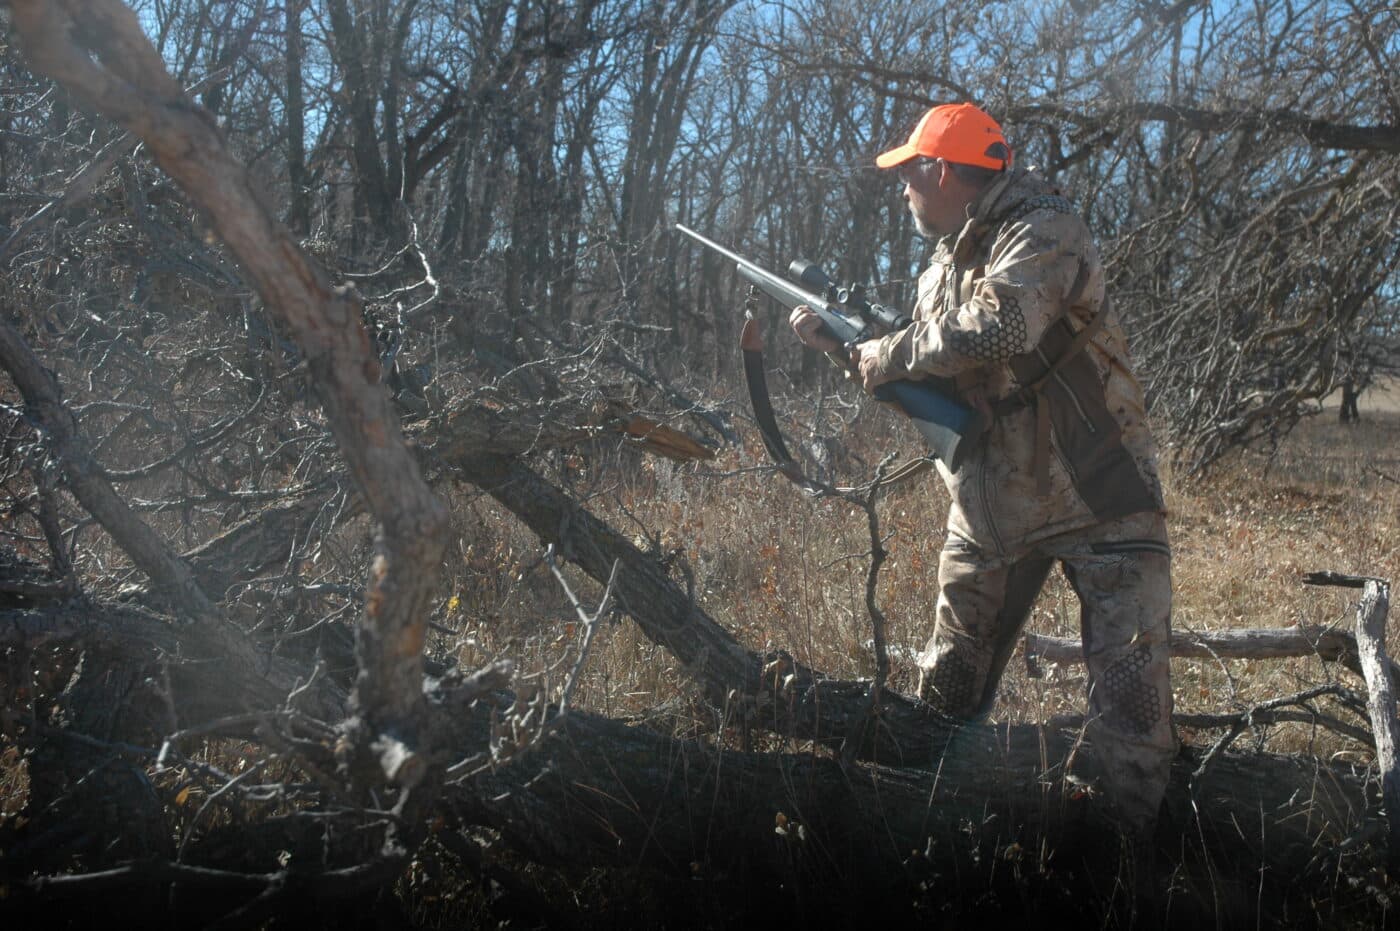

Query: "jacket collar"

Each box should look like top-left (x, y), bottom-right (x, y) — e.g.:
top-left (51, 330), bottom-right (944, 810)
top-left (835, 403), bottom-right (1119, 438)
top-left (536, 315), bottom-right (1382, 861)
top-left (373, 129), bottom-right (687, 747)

top-left (950, 167), bottom-right (1045, 263)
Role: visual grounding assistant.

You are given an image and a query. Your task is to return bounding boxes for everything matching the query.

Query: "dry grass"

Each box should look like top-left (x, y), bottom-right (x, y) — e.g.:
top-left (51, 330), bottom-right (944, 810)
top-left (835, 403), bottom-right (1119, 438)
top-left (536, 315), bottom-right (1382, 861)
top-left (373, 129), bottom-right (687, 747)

top-left (452, 403), bottom-right (1400, 763)
top-left (1164, 410), bottom-right (1400, 755)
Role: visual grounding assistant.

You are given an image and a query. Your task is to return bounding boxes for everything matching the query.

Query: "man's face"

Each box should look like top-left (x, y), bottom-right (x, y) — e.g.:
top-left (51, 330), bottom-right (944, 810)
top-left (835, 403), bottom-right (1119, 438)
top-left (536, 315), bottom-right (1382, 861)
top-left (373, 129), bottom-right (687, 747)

top-left (897, 159), bottom-right (966, 238)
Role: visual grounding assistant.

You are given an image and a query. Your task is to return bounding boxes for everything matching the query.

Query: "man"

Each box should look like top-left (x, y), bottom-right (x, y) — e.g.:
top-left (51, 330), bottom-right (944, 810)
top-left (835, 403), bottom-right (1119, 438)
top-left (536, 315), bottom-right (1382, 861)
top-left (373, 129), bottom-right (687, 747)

top-left (790, 103), bottom-right (1175, 841)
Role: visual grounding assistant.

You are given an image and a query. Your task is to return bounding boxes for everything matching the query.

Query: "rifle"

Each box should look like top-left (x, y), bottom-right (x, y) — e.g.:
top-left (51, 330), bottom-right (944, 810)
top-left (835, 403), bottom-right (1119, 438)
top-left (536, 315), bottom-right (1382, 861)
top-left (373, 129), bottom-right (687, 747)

top-left (675, 224), bottom-right (986, 473)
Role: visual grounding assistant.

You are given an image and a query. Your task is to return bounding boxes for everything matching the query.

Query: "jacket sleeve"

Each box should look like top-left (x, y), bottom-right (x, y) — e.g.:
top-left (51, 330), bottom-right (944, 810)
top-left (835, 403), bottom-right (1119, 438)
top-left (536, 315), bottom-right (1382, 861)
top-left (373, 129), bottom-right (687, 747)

top-left (872, 211), bottom-right (1091, 379)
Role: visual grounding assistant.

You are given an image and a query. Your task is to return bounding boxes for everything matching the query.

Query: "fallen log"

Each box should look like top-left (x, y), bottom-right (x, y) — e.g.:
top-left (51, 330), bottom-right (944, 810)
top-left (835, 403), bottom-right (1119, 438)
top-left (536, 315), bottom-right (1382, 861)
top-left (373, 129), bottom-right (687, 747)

top-left (443, 696), bottom-right (1374, 926)
top-left (1024, 625), bottom-right (1400, 685)
top-left (451, 452), bottom-right (970, 765)
top-left (3, 581), bottom-right (1387, 927)
top-left (8, 631), bottom-right (1377, 928)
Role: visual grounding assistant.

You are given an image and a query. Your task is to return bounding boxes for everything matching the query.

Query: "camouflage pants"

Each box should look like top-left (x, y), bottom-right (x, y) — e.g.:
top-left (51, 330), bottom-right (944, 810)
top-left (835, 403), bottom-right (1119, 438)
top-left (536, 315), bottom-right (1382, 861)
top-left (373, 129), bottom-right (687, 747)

top-left (916, 511), bottom-right (1175, 831)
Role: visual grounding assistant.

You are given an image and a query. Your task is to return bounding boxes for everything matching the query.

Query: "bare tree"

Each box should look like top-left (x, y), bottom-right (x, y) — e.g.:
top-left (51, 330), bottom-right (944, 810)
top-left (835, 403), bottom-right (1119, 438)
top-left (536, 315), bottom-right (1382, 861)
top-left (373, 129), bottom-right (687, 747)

top-left (2, 1), bottom-right (1399, 926)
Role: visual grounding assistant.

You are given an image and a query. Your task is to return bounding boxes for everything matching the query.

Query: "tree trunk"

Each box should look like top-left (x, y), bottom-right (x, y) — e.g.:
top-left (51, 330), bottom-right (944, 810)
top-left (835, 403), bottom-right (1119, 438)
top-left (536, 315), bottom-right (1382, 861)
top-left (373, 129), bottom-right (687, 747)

top-left (284, 0), bottom-right (309, 236)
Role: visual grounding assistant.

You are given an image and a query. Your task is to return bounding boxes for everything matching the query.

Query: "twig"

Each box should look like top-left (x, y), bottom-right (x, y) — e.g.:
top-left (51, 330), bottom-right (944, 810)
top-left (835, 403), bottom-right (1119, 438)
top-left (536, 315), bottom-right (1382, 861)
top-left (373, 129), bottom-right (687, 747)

top-left (24, 854), bottom-right (404, 913)
top-left (0, 132), bottom-right (139, 266)
top-left (284, 659), bottom-right (326, 713)
top-left (156, 713), bottom-right (275, 769)
top-left (840, 453), bottom-right (898, 766)
top-left (0, 63), bottom-right (234, 268)
top-left (1173, 708), bottom-right (1372, 746)
top-left (176, 760), bottom-right (268, 862)
top-left (545, 545), bottom-right (619, 716)
top-left (400, 212), bottom-right (441, 320)
top-left (443, 550), bottom-right (616, 782)
top-left (1189, 684), bottom-right (1368, 786)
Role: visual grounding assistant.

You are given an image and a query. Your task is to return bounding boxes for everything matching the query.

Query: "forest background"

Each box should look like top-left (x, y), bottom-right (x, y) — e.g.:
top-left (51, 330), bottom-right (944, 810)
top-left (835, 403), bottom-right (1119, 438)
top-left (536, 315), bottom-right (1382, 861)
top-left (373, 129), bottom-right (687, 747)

top-left (1, 0), bottom-right (1399, 927)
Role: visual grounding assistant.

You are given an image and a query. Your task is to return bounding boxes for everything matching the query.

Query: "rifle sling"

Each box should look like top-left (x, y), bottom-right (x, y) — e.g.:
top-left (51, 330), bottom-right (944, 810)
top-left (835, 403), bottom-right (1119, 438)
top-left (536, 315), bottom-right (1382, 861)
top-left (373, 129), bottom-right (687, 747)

top-left (741, 317), bottom-right (937, 494)
top-left (740, 318), bottom-right (824, 492)
top-left (988, 261), bottom-right (1102, 496)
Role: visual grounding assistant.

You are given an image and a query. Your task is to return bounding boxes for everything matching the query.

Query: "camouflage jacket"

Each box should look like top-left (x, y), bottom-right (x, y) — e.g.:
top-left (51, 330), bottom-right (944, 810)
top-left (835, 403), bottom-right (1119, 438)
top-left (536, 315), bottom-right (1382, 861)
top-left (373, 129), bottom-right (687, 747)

top-left (871, 167), bottom-right (1164, 553)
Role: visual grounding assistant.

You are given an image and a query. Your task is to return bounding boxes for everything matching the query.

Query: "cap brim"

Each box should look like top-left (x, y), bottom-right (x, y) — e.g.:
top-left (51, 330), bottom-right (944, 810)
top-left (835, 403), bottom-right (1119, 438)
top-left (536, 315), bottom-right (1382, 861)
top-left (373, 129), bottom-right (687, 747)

top-left (875, 143), bottom-right (919, 169)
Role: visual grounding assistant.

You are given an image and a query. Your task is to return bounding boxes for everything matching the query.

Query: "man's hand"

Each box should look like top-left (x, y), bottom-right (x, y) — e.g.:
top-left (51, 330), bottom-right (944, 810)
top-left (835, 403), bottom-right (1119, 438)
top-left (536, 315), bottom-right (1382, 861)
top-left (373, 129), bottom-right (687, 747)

top-left (851, 340), bottom-right (896, 392)
top-left (788, 305), bottom-right (842, 354)
top-left (790, 307), bottom-right (895, 394)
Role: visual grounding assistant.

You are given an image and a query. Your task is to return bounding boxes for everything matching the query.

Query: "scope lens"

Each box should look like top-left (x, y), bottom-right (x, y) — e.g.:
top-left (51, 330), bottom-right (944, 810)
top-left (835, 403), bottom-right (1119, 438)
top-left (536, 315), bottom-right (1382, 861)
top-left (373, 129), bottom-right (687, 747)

top-left (790, 260), bottom-right (830, 291)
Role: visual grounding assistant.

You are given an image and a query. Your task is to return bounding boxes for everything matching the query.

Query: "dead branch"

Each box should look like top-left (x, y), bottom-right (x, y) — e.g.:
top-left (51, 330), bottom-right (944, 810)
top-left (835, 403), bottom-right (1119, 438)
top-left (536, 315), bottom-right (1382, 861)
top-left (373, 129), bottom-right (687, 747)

top-left (8, 0), bottom-right (449, 790)
top-left (0, 318), bottom-right (342, 718)
top-left (1351, 579), bottom-right (1399, 870)
top-left (0, 312), bottom-right (220, 621)
top-left (545, 547), bottom-right (617, 716)
top-left (1024, 624), bottom-right (1400, 685)
top-left (421, 393), bottom-right (716, 464)
top-left (1173, 709), bottom-right (1373, 747)
top-left (0, 132), bottom-right (138, 266)
top-left (1188, 684), bottom-right (1372, 784)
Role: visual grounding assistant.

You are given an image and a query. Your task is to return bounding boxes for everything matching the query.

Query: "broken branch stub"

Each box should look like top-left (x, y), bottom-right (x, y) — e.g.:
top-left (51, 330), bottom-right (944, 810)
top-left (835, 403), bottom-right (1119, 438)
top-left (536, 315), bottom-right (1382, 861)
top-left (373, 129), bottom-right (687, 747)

top-left (1352, 579), bottom-right (1399, 870)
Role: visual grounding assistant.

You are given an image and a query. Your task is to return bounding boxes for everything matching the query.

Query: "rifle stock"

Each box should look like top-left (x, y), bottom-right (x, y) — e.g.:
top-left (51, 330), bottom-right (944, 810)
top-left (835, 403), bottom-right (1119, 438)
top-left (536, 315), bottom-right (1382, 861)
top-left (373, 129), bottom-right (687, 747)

top-left (873, 381), bottom-right (986, 469)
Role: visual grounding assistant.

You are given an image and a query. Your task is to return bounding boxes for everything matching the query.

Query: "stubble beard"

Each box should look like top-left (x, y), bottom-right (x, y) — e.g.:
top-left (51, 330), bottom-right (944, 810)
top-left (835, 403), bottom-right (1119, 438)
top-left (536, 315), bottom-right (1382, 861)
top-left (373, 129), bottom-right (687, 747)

top-left (910, 205), bottom-right (939, 239)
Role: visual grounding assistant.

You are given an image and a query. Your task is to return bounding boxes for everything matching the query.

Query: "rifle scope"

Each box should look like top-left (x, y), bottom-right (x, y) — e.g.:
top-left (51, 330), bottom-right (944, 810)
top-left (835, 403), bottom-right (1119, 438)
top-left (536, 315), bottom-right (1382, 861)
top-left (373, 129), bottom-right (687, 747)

top-left (787, 260), bottom-right (911, 333)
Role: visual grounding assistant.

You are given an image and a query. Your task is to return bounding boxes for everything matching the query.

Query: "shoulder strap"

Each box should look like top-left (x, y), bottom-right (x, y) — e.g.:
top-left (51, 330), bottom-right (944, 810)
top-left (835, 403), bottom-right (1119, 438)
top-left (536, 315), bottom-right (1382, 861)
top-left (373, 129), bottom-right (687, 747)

top-left (1020, 262), bottom-right (1100, 396)
top-left (989, 260), bottom-right (1104, 497)
top-left (1031, 262), bottom-right (1099, 496)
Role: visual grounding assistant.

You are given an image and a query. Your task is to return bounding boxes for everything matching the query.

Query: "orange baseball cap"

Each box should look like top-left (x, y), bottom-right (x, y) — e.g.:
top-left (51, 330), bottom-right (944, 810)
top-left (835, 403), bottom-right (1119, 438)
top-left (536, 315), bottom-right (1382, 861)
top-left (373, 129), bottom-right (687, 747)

top-left (875, 102), bottom-right (1012, 171)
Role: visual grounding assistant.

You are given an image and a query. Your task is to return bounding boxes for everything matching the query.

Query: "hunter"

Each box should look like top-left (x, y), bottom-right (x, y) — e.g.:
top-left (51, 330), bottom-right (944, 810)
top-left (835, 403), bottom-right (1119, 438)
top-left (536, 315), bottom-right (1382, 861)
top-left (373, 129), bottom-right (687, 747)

top-left (790, 103), bottom-right (1176, 845)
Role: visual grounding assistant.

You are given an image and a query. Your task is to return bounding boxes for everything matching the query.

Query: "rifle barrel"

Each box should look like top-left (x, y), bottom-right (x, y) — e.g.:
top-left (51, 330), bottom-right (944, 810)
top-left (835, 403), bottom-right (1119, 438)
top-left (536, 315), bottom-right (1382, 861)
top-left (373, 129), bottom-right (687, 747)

top-left (674, 224), bottom-right (764, 274)
top-left (676, 224), bottom-right (830, 313)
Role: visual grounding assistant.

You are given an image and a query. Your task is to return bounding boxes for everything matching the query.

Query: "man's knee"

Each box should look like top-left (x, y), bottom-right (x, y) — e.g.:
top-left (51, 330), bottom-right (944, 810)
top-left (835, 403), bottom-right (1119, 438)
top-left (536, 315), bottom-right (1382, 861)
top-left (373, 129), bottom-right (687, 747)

top-left (1095, 637), bottom-right (1171, 739)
